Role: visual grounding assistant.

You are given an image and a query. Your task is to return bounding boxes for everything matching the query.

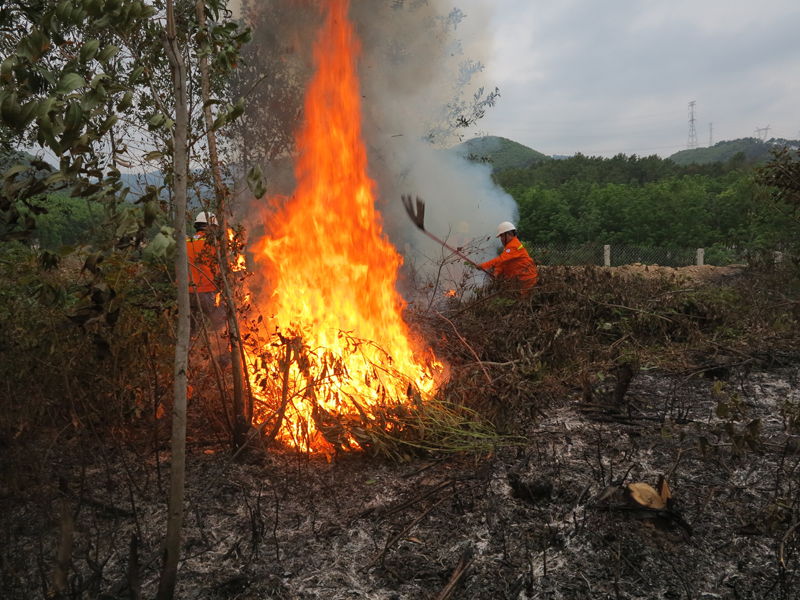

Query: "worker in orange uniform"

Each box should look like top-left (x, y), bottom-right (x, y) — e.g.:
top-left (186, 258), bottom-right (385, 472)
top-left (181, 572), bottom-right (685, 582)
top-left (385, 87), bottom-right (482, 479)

top-left (187, 211), bottom-right (227, 337)
top-left (481, 221), bottom-right (538, 294)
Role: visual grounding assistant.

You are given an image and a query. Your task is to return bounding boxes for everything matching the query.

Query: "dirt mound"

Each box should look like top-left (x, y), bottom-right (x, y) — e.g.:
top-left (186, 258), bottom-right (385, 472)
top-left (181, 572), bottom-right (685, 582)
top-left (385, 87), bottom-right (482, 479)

top-left (609, 263), bottom-right (746, 285)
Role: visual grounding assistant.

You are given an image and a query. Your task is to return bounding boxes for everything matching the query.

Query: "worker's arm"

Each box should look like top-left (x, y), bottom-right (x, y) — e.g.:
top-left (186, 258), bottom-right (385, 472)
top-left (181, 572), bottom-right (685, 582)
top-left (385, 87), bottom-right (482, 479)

top-left (481, 249), bottom-right (510, 272)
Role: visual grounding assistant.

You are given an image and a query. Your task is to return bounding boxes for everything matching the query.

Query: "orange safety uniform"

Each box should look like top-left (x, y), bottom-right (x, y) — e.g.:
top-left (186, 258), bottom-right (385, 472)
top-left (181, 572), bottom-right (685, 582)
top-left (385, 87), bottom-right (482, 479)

top-left (481, 236), bottom-right (538, 293)
top-left (186, 232), bottom-right (218, 293)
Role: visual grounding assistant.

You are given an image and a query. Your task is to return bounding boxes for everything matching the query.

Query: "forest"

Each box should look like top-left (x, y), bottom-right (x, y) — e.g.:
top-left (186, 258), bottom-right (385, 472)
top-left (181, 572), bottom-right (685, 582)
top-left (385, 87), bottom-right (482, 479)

top-left (2, 1), bottom-right (800, 599)
top-left (492, 150), bottom-right (795, 251)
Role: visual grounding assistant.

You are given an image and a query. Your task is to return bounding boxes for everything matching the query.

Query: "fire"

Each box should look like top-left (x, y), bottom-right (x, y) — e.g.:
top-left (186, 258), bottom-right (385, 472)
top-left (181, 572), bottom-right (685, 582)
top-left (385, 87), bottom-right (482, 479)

top-left (247, 0), bottom-right (440, 452)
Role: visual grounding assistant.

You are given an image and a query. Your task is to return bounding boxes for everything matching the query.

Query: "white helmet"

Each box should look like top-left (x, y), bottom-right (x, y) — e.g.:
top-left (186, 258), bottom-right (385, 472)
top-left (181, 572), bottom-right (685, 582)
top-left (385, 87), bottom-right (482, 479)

top-left (496, 221), bottom-right (516, 238)
top-left (195, 211), bottom-right (218, 225)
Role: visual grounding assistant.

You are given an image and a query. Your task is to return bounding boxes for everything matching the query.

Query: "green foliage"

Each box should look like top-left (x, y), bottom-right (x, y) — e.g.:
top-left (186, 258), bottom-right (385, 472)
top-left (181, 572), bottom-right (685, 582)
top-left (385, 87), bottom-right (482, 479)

top-left (23, 192), bottom-right (103, 249)
top-left (668, 137), bottom-right (800, 167)
top-left (495, 149), bottom-right (800, 253)
top-left (0, 242), bottom-right (176, 436)
top-left (452, 135), bottom-right (550, 172)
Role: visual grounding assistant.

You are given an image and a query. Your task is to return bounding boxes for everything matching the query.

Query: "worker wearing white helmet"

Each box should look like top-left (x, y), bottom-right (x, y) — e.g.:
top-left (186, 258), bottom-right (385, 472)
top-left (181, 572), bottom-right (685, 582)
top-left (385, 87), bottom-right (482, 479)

top-left (480, 221), bottom-right (538, 293)
top-left (186, 211), bottom-right (227, 356)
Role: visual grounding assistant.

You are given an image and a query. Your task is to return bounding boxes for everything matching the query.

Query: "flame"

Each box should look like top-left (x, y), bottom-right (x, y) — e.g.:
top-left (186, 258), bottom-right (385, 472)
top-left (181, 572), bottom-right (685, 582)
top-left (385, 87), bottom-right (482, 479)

top-left (247, 0), bottom-right (440, 452)
top-left (445, 289), bottom-right (457, 298)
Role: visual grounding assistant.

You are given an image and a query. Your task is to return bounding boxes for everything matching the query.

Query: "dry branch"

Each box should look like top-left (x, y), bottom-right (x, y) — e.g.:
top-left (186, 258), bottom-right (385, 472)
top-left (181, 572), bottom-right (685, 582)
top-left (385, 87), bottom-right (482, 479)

top-left (366, 495), bottom-right (451, 570)
top-left (434, 544), bottom-right (474, 600)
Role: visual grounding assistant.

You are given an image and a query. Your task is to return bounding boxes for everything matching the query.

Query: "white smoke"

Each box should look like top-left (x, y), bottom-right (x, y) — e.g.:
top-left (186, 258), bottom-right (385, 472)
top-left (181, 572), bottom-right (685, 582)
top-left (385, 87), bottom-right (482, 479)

top-left (236, 0), bottom-right (517, 295)
top-left (350, 0), bottom-right (518, 287)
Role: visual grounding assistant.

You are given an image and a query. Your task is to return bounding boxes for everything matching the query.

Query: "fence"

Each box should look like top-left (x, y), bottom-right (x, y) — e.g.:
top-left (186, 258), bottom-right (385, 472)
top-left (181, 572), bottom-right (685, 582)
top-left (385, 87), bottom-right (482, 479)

top-left (527, 244), bottom-right (750, 268)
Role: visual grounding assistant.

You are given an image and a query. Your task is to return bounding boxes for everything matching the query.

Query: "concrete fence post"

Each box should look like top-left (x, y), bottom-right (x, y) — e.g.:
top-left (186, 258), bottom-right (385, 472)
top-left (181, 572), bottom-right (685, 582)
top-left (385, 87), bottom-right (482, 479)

top-left (696, 248), bottom-right (704, 266)
top-left (604, 245), bottom-right (611, 267)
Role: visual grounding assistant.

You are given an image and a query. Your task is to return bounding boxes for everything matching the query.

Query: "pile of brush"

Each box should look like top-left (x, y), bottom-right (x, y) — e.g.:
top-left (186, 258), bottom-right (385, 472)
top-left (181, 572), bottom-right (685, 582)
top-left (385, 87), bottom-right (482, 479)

top-left (411, 264), bottom-right (800, 433)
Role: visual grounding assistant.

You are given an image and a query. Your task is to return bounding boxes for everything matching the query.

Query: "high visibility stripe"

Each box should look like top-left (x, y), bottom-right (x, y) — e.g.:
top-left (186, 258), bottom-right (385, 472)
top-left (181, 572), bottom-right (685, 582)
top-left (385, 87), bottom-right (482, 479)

top-left (517, 244), bottom-right (523, 250)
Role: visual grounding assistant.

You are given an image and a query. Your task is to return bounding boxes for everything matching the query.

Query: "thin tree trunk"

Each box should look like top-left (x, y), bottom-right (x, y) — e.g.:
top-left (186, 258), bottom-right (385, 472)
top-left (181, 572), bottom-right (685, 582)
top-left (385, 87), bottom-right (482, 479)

top-left (195, 0), bottom-right (251, 450)
top-left (157, 0), bottom-right (190, 597)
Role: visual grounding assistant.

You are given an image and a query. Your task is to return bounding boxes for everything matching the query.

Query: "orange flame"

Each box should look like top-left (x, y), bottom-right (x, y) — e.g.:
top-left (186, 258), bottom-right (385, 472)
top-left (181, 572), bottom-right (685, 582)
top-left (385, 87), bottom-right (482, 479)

top-left (248, 0), bottom-right (440, 452)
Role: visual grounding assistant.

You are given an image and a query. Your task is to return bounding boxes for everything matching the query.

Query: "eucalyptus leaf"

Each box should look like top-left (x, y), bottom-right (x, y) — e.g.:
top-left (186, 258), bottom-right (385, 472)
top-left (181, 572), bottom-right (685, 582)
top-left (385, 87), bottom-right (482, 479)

top-left (79, 39), bottom-right (100, 63)
top-left (55, 72), bottom-right (85, 95)
top-left (96, 45), bottom-right (120, 63)
top-left (116, 90), bottom-right (132, 111)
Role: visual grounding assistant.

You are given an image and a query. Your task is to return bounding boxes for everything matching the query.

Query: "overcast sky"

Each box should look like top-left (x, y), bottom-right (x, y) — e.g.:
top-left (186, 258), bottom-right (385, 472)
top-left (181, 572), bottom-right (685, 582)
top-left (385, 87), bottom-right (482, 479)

top-left (459, 0), bottom-right (800, 158)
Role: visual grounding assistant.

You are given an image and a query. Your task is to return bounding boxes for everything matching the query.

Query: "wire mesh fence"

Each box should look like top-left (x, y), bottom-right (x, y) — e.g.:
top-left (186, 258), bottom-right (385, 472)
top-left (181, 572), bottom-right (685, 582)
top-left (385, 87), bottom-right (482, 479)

top-left (527, 244), bottom-right (750, 267)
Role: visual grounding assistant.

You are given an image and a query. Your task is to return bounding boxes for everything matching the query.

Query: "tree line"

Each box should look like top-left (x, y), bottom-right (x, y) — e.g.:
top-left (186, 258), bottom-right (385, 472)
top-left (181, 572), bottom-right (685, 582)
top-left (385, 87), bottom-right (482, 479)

top-left (493, 151), bottom-right (797, 251)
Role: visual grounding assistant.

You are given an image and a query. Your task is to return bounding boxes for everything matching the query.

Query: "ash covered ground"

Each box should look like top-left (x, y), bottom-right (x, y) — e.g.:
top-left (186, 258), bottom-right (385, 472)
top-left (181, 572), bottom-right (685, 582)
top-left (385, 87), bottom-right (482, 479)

top-left (3, 361), bottom-right (799, 599)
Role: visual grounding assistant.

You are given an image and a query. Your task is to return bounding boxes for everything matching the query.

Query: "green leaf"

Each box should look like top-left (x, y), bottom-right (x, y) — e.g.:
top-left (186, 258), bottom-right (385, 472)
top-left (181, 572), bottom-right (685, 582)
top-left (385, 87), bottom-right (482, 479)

top-left (129, 65), bottom-right (144, 84)
top-left (89, 72), bottom-right (109, 89)
top-left (144, 151), bottom-right (163, 161)
top-left (143, 226), bottom-right (176, 262)
top-left (0, 56), bottom-right (17, 84)
top-left (80, 89), bottom-right (102, 111)
top-left (253, 180), bottom-right (267, 199)
top-left (3, 164), bottom-right (30, 180)
top-left (144, 200), bottom-right (158, 227)
top-left (0, 93), bottom-right (21, 126)
top-left (37, 96), bottom-right (57, 117)
top-left (96, 45), bottom-right (120, 63)
top-left (43, 171), bottom-right (66, 185)
top-left (98, 113), bottom-right (117, 132)
top-left (227, 96), bottom-right (245, 122)
top-left (64, 101), bottom-right (83, 131)
top-left (247, 164), bottom-right (263, 188)
top-left (56, 0), bottom-right (73, 21)
top-left (93, 14), bottom-right (111, 28)
top-left (211, 113), bottom-right (226, 131)
top-left (79, 39), bottom-right (100, 63)
top-left (55, 72), bottom-right (85, 95)
top-left (116, 90), bottom-right (132, 111)
top-left (36, 66), bottom-right (56, 86)
top-left (148, 113), bottom-right (166, 129)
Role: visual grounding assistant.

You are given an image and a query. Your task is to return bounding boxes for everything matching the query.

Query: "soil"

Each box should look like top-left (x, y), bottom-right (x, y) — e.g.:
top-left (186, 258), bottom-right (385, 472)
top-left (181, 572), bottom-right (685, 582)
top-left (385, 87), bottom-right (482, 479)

top-left (608, 264), bottom-right (747, 286)
top-left (3, 358), bottom-right (799, 599)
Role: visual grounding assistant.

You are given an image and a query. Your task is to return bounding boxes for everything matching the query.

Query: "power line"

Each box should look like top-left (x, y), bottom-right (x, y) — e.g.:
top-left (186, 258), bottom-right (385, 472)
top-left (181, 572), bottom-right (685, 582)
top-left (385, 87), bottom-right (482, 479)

top-left (754, 125), bottom-right (771, 141)
top-left (687, 101), bottom-right (698, 149)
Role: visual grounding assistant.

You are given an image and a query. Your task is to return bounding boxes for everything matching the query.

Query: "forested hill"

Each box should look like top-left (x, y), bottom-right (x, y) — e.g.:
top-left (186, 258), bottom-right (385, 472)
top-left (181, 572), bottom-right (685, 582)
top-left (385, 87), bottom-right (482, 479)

top-left (669, 137), bottom-right (800, 166)
top-left (452, 136), bottom-right (550, 171)
top-left (493, 151), bottom-right (738, 190)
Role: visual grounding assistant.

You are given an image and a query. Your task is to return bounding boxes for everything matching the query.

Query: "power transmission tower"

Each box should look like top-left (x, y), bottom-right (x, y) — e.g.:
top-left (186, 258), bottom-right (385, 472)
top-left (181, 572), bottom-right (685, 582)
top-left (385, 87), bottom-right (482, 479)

top-left (687, 101), bottom-right (698, 149)
top-left (754, 125), bottom-right (771, 141)
top-left (708, 123), bottom-right (713, 147)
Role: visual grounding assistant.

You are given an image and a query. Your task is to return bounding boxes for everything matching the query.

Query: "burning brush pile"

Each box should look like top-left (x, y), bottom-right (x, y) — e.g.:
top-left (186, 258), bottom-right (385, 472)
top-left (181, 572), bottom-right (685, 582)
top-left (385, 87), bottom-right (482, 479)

top-left (240, 0), bottom-right (496, 458)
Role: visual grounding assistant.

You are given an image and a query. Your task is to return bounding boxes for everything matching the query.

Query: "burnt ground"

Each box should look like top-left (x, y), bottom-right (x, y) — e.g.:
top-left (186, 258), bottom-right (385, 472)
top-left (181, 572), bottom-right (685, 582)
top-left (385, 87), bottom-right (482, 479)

top-left (2, 359), bottom-right (800, 599)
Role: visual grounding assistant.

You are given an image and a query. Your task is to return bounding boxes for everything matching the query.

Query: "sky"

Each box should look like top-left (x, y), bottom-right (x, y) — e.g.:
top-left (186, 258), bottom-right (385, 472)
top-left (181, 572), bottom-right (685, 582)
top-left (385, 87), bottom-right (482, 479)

top-left (457, 0), bottom-right (800, 158)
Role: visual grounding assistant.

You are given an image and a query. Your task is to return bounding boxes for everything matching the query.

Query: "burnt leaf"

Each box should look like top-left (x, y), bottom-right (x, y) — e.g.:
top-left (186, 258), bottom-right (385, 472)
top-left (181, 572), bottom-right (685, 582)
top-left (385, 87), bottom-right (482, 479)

top-left (81, 251), bottom-right (104, 275)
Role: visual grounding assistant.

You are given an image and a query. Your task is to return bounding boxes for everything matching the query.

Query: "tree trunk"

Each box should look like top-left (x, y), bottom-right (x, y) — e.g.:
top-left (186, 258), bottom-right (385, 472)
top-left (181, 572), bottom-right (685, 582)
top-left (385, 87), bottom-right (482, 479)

top-left (156, 1), bottom-right (190, 598)
top-left (195, 0), bottom-right (251, 450)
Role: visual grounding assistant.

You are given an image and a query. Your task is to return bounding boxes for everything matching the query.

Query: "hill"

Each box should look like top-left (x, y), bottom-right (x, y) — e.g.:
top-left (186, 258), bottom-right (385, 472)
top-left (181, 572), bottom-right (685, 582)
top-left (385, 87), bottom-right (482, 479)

top-left (668, 137), bottom-right (799, 166)
top-left (453, 135), bottom-right (550, 171)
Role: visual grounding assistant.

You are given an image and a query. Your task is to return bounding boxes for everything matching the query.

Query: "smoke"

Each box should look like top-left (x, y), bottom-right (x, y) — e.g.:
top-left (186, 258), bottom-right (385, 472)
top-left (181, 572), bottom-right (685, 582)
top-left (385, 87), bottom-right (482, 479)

top-left (238, 0), bottom-right (517, 290)
top-left (350, 0), bottom-right (518, 277)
